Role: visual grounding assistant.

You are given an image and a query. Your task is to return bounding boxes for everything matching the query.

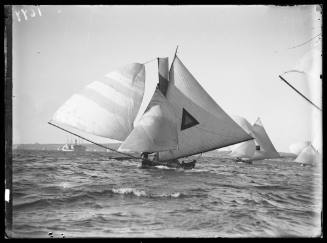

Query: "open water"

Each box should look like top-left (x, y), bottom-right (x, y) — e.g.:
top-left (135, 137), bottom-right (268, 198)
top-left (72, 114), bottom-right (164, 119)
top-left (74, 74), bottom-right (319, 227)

top-left (11, 150), bottom-right (322, 238)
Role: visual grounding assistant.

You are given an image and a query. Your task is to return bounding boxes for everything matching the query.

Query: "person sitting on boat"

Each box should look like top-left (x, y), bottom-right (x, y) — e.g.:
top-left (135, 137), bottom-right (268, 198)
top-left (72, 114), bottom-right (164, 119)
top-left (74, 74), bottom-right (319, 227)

top-left (141, 152), bottom-right (149, 160)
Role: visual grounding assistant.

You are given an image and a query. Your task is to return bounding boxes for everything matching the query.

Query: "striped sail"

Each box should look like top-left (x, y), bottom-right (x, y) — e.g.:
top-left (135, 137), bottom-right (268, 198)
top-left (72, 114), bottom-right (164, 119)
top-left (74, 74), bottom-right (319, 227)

top-left (158, 56), bottom-right (253, 161)
top-left (51, 63), bottom-right (145, 141)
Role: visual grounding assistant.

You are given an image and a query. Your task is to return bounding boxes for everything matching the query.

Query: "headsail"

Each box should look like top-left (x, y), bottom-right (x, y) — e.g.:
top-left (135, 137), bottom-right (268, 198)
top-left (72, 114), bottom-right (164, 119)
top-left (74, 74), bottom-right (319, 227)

top-left (229, 140), bottom-right (256, 159)
top-left (228, 116), bottom-right (256, 158)
top-left (118, 57), bottom-right (179, 153)
top-left (51, 63), bottom-right (145, 141)
top-left (158, 56), bottom-right (253, 161)
top-left (118, 89), bottom-right (178, 153)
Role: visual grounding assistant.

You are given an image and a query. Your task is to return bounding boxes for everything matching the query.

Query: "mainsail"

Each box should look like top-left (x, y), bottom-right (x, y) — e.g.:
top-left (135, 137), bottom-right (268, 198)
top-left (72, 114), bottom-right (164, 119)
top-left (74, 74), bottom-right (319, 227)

top-left (251, 118), bottom-right (280, 159)
top-left (51, 63), bottom-right (145, 141)
top-left (229, 116), bottom-right (280, 160)
top-left (157, 56), bottom-right (253, 161)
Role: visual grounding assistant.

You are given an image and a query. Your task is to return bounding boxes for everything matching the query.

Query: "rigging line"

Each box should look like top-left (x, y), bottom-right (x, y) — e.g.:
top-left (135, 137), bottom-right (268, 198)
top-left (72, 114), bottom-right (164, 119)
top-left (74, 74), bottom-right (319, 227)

top-left (48, 121), bottom-right (142, 160)
top-left (278, 75), bottom-right (322, 111)
top-left (288, 33), bottom-right (321, 50)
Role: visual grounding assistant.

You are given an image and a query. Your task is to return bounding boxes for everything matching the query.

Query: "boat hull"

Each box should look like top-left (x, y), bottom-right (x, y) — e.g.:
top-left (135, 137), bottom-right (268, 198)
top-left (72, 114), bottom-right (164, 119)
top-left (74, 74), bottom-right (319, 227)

top-left (141, 159), bottom-right (196, 170)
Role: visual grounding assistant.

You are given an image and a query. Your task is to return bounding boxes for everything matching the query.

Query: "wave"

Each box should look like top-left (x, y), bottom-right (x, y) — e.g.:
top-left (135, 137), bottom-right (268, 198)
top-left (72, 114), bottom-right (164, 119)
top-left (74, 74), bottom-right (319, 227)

top-left (112, 188), bottom-right (147, 197)
top-left (111, 187), bottom-right (184, 199)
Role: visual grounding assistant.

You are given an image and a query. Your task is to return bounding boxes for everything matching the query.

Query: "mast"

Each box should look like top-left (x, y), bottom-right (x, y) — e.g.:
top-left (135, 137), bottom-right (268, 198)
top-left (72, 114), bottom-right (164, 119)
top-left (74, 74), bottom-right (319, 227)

top-left (169, 45), bottom-right (179, 73)
top-left (278, 75), bottom-right (322, 111)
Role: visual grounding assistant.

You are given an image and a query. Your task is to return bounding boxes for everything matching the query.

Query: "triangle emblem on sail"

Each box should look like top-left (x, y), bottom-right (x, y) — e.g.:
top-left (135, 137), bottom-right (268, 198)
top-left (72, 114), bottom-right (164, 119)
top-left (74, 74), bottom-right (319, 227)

top-left (181, 108), bottom-right (199, 130)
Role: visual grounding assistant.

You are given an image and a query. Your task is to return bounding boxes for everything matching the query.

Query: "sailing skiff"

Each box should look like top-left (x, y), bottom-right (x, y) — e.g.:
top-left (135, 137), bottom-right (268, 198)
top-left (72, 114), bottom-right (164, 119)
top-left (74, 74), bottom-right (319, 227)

top-left (49, 49), bottom-right (253, 169)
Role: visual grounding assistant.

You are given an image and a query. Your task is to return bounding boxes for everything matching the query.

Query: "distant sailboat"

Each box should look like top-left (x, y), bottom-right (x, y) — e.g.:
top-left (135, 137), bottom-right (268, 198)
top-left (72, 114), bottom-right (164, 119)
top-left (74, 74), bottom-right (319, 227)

top-left (58, 138), bottom-right (86, 153)
top-left (228, 116), bottom-right (280, 163)
top-left (294, 142), bottom-right (320, 165)
top-left (49, 48), bottom-right (252, 169)
top-left (289, 141), bottom-right (312, 155)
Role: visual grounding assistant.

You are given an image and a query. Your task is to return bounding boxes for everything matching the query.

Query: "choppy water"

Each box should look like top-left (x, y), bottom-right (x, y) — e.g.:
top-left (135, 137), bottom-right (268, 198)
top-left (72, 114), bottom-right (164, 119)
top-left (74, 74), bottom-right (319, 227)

top-left (12, 150), bottom-right (322, 238)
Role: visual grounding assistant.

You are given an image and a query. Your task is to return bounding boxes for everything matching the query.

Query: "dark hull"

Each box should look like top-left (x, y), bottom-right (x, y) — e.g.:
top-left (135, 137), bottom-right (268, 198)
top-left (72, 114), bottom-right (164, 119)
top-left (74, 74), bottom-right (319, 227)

top-left (141, 159), bottom-right (196, 170)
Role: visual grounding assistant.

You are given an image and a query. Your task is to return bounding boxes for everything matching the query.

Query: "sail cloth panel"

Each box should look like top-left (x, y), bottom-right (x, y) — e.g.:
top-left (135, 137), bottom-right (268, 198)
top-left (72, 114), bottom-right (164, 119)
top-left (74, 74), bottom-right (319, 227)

top-left (118, 89), bottom-right (178, 153)
top-left (52, 63), bottom-right (145, 141)
top-left (158, 57), bottom-right (253, 161)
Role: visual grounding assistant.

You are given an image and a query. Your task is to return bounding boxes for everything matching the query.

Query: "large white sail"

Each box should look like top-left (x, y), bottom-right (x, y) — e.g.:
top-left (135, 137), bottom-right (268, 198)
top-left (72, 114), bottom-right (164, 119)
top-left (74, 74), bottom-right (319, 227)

top-left (51, 63), bottom-right (145, 141)
top-left (118, 89), bottom-right (178, 153)
top-left (251, 118), bottom-right (280, 159)
top-left (294, 144), bottom-right (320, 164)
top-left (158, 56), bottom-right (253, 161)
top-left (289, 141), bottom-right (311, 155)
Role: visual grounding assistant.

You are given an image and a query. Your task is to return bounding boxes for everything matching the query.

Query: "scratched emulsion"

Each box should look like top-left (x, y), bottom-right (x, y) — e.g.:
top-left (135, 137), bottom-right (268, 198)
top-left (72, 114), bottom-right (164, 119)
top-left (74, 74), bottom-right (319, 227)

top-left (12, 150), bottom-right (321, 238)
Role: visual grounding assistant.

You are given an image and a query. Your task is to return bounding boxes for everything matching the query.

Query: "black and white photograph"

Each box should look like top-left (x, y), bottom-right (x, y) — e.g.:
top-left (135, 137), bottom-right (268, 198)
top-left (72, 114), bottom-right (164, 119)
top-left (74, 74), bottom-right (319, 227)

top-left (5, 5), bottom-right (322, 238)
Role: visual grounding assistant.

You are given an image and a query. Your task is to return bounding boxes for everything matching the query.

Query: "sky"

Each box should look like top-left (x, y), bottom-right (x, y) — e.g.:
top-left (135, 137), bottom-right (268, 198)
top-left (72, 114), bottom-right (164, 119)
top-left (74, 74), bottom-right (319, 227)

top-left (12, 5), bottom-right (322, 152)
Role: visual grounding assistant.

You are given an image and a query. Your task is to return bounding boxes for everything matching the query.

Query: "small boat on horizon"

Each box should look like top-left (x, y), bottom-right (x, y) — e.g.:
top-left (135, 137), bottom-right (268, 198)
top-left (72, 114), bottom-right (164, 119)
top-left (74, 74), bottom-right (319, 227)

top-left (57, 139), bottom-right (86, 153)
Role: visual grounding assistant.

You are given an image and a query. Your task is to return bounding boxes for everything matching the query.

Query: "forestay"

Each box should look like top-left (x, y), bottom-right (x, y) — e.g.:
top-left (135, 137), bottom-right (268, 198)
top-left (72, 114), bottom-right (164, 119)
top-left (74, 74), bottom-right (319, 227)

top-left (158, 56), bottom-right (253, 161)
top-left (51, 63), bottom-right (145, 141)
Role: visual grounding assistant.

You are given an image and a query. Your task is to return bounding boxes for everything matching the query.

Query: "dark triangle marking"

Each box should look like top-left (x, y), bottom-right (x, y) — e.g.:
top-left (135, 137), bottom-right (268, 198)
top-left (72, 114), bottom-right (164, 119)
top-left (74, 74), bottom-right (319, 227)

top-left (181, 108), bottom-right (199, 130)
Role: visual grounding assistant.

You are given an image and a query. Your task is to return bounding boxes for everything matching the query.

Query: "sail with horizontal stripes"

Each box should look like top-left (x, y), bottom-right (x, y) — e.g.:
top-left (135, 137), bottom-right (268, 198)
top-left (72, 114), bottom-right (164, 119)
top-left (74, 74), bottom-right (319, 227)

top-left (51, 63), bottom-right (145, 141)
top-left (157, 56), bottom-right (253, 161)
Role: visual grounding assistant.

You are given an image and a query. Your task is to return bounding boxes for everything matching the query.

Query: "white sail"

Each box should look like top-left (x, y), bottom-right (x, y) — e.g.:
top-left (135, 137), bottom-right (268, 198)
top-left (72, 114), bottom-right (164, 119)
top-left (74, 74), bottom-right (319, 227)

top-left (289, 141), bottom-right (311, 155)
top-left (294, 144), bottom-right (320, 164)
top-left (251, 118), bottom-right (280, 159)
top-left (118, 89), bottom-right (178, 153)
top-left (51, 63), bottom-right (145, 141)
top-left (158, 56), bottom-right (253, 161)
top-left (228, 116), bottom-right (256, 158)
top-left (228, 116), bottom-right (280, 160)
top-left (229, 140), bottom-right (256, 159)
